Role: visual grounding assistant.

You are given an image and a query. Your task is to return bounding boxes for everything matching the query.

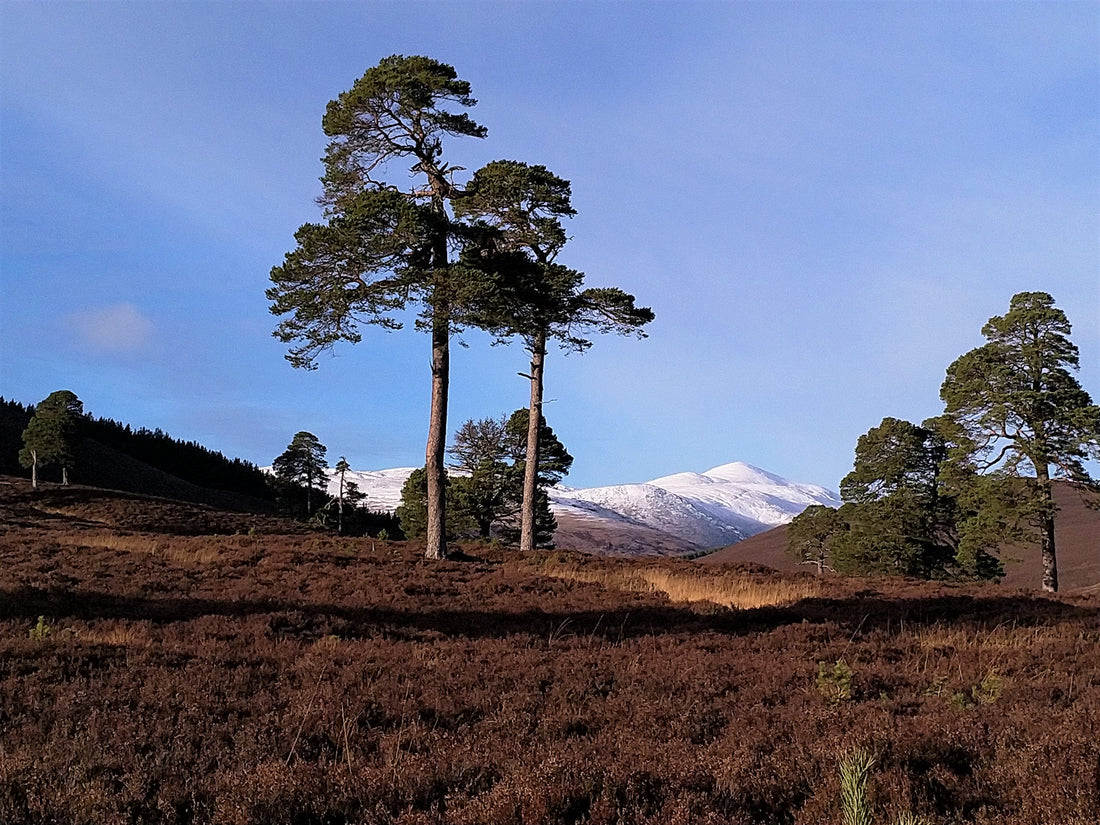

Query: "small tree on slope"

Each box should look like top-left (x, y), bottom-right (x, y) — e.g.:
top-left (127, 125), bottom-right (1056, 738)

top-left (940, 291), bottom-right (1100, 592)
top-left (19, 390), bottom-right (83, 488)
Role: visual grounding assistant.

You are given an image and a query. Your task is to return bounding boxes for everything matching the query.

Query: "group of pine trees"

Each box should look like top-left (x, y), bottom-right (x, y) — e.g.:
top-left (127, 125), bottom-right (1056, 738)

top-left (267, 54), bottom-right (653, 559)
top-left (269, 431), bottom-right (400, 537)
top-left (17, 390), bottom-right (84, 487)
top-left (788, 292), bottom-right (1100, 592)
top-left (395, 408), bottom-right (572, 547)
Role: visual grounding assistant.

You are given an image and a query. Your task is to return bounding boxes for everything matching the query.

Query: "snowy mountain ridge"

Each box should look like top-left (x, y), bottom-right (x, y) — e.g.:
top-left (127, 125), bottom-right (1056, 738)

top-left (307, 460), bottom-right (840, 553)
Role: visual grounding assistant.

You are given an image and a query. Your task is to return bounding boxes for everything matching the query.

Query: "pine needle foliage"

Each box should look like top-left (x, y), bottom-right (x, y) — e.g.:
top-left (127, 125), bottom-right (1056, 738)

top-left (839, 748), bottom-right (875, 825)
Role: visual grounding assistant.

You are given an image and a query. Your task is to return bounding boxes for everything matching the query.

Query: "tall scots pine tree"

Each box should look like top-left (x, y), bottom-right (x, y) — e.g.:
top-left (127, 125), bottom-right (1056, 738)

top-left (940, 291), bottom-right (1100, 592)
top-left (454, 160), bottom-right (653, 553)
top-left (268, 55), bottom-right (490, 560)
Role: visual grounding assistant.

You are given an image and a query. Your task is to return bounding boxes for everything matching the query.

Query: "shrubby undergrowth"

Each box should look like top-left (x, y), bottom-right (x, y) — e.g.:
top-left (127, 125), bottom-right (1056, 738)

top-left (1, 481), bottom-right (1099, 824)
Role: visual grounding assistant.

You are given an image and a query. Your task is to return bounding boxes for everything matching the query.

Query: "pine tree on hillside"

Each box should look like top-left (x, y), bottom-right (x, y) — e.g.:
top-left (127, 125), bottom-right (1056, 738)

top-left (273, 432), bottom-right (328, 516)
top-left (331, 456), bottom-right (366, 534)
top-left (19, 390), bottom-right (83, 487)
top-left (940, 291), bottom-right (1100, 592)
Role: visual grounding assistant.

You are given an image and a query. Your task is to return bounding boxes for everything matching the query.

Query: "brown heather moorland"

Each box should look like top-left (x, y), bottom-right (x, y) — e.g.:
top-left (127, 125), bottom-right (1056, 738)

top-left (1, 478), bottom-right (1099, 825)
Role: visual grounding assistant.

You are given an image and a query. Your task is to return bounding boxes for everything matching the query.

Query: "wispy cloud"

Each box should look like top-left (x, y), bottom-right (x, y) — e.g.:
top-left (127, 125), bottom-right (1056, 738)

top-left (68, 302), bottom-right (154, 354)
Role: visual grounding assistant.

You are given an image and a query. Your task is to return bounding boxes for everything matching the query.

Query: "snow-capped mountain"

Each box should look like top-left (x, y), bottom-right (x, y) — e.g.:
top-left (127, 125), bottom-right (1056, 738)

top-left (324, 467), bottom-right (417, 513)
top-left (313, 460), bottom-right (839, 555)
top-left (549, 462), bottom-right (839, 552)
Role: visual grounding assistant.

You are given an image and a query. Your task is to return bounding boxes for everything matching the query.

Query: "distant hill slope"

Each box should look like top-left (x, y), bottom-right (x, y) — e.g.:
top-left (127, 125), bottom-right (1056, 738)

top-left (0, 398), bottom-right (273, 511)
top-left (700, 482), bottom-right (1100, 591)
top-left (0, 476), bottom-right (296, 535)
top-left (76, 439), bottom-right (273, 513)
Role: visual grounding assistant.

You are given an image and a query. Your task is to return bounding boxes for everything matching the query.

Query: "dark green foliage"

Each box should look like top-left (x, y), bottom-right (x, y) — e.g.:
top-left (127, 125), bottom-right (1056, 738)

top-left (319, 55), bottom-right (487, 211)
top-left (941, 292), bottom-right (1099, 481)
top-left (272, 432), bottom-right (328, 517)
top-left (396, 466), bottom-right (465, 539)
top-left (503, 408), bottom-right (573, 486)
top-left (941, 291), bottom-right (1100, 591)
top-left (448, 416), bottom-right (513, 540)
top-left (836, 417), bottom-right (983, 579)
top-left (786, 504), bottom-right (846, 574)
top-left (400, 411), bottom-right (571, 547)
top-left (267, 190), bottom-right (435, 368)
top-left (0, 398), bottom-right (34, 476)
top-left (20, 390), bottom-right (84, 486)
top-left (2, 397), bottom-right (272, 503)
top-left (456, 160), bottom-right (654, 355)
top-left (799, 417), bottom-right (1000, 581)
top-left (84, 416), bottom-right (272, 500)
top-left (454, 160), bottom-right (651, 553)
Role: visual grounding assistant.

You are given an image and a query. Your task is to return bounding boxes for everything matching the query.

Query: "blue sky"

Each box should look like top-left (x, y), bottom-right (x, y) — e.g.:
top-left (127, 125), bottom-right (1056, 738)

top-left (2, 1), bottom-right (1097, 491)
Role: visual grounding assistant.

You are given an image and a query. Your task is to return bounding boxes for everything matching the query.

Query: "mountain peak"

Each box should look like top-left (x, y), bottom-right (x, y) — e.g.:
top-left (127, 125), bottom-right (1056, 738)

top-left (700, 462), bottom-right (789, 486)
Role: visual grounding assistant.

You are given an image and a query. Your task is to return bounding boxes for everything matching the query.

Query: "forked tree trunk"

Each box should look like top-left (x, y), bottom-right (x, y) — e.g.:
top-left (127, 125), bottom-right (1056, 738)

top-left (425, 317), bottom-right (450, 560)
top-left (1037, 467), bottom-right (1058, 592)
top-left (61, 466), bottom-right (69, 486)
top-left (520, 333), bottom-right (546, 554)
top-left (30, 450), bottom-right (38, 489)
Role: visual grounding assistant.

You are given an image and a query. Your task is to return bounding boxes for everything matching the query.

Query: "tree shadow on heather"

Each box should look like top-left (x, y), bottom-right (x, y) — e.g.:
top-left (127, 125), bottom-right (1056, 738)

top-left (2, 586), bottom-right (1095, 643)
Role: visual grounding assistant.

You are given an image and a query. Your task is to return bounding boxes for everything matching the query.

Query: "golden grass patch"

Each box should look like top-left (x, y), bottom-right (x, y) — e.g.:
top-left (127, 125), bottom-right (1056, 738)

top-left (71, 623), bottom-right (151, 648)
top-left (542, 564), bottom-right (819, 609)
top-left (65, 533), bottom-right (222, 565)
top-left (914, 622), bottom-right (1082, 652)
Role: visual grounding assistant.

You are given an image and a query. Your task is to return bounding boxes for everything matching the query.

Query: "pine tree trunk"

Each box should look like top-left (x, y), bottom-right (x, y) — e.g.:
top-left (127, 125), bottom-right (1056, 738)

top-left (425, 317), bottom-right (450, 560)
top-left (61, 466), bottom-right (69, 486)
top-left (1037, 467), bottom-right (1058, 592)
top-left (31, 450), bottom-right (38, 489)
top-left (338, 476), bottom-right (344, 535)
top-left (520, 334), bottom-right (546, 554)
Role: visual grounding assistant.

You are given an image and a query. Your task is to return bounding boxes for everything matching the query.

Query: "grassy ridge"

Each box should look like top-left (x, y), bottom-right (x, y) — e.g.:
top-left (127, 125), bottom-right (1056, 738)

top-left (2, 480), bottom-right (1099, 824)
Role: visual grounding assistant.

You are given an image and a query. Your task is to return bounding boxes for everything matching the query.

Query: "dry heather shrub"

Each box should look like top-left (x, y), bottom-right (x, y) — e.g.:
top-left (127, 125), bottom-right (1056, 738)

top-left (71, 621), bottom-right (151, 648)
top-left (914, 621), bottom-right (1079, 651)
top-left (64, 532), bottom-right (223, 564)
top-left (541, 562), bottom-right (819, 609)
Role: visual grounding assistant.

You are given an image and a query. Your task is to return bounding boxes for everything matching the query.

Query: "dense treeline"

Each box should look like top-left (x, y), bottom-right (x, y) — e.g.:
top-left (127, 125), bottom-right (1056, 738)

top-left (0, 396), bottom-right (272, 501)
top-left (84, 415), bottom-right (271, 499)
top-left (0, 399), bottom-right (32, 476)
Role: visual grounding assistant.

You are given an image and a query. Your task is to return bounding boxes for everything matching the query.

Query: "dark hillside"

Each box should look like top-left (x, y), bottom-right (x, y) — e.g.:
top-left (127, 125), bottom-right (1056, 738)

top-left (0, 477), bottom-right (299, 535)
top-left (701, 482), bottom-right (1100, 591)
top-left (0, 397), bottom-right (273, 510)
top-left (75, 439), bottom-right (274, 513)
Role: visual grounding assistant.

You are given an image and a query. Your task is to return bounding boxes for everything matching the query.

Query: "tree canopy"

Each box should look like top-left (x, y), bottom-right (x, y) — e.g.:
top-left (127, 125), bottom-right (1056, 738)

top-left (940, 291), bottom-right (1100, 591)
top-left (272, 431), bottom-right (328, 517)
top-left (400, 410), bottom-right (571, 547)
top-left (800, 292), bottom-right (1097, 590)
top-left (20, 390), bottom-right (83, 488)
top-left (454, 160), bottom-right (652, 552)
